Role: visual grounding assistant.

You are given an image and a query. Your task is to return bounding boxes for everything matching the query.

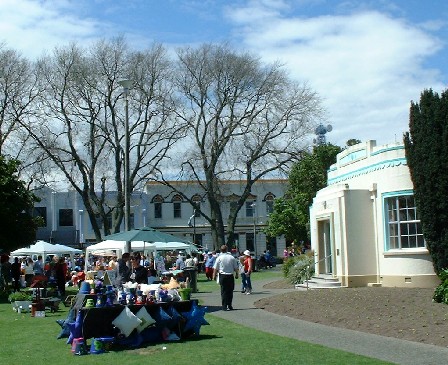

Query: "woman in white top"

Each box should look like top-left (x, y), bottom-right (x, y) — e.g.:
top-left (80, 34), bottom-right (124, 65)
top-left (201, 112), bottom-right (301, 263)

top-left (24, 257), bottom-right (34, 287)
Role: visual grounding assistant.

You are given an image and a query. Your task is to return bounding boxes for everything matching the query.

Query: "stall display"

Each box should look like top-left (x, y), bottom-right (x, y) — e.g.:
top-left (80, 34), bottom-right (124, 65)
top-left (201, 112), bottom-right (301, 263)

top-left (56, 277), bottom-right (208, 355)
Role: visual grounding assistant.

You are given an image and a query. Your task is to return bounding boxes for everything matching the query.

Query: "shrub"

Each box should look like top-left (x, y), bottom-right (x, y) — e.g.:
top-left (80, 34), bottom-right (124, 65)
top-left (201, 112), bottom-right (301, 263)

top-left (433, 268), bottom-right (448, 304)
top-left (287, 255), bottom-right (315, 285)
top-left (282, 257), bottom-right (296, 278)
top-left (8, 291), bottom-right (32, 303)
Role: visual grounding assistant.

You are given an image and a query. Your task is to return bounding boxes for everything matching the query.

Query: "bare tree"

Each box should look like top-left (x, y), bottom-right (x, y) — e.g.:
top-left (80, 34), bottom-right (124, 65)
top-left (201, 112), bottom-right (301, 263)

top-left (155, 44), bottom-right (323, 249)
top-left (21, 38), bottom-right (181, 242)
top-left (0, 45), bottom-right (51, 185)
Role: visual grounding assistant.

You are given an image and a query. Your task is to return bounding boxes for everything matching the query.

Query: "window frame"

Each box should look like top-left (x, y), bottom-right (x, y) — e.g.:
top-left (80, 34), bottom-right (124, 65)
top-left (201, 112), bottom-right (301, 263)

top-left (172, 195), bottom-right (182, 219)
top-left (246, 201), bottom-right (255, 217)
top-left (153, 195), bottom-right (163, 219)
top-left (383, 191), bottom-right (425, 251)
top-left (265, 193), bottom-right (275, 215)
top-left (154, 202), bottom-right (162, 219)
top-left (59, 208), bottom-right (74, 227)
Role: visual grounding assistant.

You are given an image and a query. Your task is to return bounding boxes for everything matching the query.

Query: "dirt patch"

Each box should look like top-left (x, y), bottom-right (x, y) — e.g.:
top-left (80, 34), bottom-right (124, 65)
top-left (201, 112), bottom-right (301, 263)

top-left (256, 280), bottom-right (448, 348)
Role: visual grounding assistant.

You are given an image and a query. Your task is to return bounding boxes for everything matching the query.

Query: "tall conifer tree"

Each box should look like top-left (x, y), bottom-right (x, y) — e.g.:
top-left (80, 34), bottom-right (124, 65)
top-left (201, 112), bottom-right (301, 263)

top-left (404, 89), bottom-right (448, 275)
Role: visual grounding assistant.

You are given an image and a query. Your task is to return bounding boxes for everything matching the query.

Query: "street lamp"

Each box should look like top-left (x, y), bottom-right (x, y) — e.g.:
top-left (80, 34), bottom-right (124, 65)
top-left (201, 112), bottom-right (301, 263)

top-left (141, 208), bottom-right (146, 227)
top-left (78, 209), bottom-right (84, 245)
top-left (193, 209), bottom-right (196, 246)
top-left (251, 202), bottom-right (257, 257)
top-left (119, 79), bottom-right (132, 233)
top-left (50, 191), bottom-right (57, 243)
top-left (188, 210), bottom-right (196, 246)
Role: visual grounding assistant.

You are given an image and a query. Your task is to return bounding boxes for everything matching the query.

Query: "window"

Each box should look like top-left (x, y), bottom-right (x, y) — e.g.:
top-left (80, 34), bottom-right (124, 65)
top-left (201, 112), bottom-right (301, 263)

top-left (192, 194), bottom-right (201, 216)
top-left (265, 193), bottom-right (275, 215)
top-left (154, 203), bottom-right (162, 218)
top-left (246, 233), bottom-right (255, 252)
top-left (246, 201), bottom-right (255, 217)
top-left (384, 194), bottom-right (425, 249)
top-left (266, 236), bottom-right (277, 254)
top-left (59, 209), bottom-right (73, 226)
top-left (173, 195), bottom-right (182, 218)
top-left (153, 195), bottom-right (163, 219)
top-left (33, 207), bottom-right (47, 226)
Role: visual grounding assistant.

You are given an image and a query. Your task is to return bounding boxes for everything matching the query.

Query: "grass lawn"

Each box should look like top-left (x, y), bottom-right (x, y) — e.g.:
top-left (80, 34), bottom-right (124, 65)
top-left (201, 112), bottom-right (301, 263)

top-left (0, 269), bottom-right (393, 365)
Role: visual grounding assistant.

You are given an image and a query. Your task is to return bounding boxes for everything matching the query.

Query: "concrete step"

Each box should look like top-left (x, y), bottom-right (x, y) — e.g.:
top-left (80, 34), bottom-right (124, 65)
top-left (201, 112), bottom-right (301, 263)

top-left (295, 275), bottom-right (342, 290)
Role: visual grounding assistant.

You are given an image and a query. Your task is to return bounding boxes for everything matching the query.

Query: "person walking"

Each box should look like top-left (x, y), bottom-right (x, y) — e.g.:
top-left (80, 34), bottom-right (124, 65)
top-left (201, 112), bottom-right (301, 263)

top-left (54, 256), bottom-right (67, 297)
top-left (24, 257), bottom-right (35, 287)
top-left (213, 245), bottom-right (239, 311)
top-left (204, 251), bottom-right (216, 281)
top-left (184, 254), bottom-right (195, 267)
top-left (114, 253), bottom-right (131, 288)
top-left (242, 250), bottom-right (253, 294)
top-left (238, 254), bottom-right (247, 293)
top-left (33, 255), bottom-right (44, 276)
top-left (11, 257), bottom-right (22, 292)
top-left (175, 254), bottom-right (185, 270)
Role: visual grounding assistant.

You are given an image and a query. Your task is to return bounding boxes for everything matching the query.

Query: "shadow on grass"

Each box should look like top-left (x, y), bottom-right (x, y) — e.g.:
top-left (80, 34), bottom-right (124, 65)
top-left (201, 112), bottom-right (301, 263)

top-left (107, 333), bottom-right (221, 353)
top-left (205, 305), bottom-right (224, 313)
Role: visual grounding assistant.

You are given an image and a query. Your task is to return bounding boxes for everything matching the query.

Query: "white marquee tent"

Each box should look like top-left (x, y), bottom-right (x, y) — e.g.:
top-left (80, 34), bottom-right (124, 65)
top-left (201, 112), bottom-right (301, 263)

top-left (84, 240), bottom-right (195, 271)
top-left (11, 240), bottom-right (82, 267)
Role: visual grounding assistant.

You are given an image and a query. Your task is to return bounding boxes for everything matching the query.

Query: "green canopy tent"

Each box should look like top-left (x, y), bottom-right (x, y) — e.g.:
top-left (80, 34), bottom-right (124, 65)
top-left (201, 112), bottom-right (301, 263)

top-left (104, 226), bottom-right (190, 244)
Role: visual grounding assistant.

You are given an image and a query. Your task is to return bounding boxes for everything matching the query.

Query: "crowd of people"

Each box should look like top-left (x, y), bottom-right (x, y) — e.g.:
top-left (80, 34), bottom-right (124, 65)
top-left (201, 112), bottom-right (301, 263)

top-left (0, 246), bottom-right (287, 311)
top-left (0, 253), bottom-right (70, 296)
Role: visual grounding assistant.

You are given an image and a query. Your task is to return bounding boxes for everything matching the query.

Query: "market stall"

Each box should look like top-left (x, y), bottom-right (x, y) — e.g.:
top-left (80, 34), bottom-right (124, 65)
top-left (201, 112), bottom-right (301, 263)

top-left (80, 300), bottom-right (199, 339)
top-left (57, 278), bottom-right (208, 354)
top-left (11, 240), bottom-right (82, 269)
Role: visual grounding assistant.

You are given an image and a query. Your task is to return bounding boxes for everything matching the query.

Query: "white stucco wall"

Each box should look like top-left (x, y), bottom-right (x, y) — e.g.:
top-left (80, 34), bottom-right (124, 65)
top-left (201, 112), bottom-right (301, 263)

top-left (310, 140), bottom-right (438, 288)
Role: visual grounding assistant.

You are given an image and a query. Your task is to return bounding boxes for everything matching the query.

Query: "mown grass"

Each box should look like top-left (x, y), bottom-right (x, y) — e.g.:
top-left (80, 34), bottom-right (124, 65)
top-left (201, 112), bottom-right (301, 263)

top-left (0, 269), bottom-right (393, 365)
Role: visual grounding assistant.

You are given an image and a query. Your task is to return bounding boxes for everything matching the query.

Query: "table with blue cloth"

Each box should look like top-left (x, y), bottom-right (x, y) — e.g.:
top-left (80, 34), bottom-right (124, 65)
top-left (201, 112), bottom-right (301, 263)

top-left (80, 300), bottom-right (198, 339)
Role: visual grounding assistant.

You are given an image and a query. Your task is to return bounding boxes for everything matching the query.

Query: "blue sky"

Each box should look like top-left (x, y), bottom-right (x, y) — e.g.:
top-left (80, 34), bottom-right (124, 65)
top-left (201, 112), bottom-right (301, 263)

top-left (0, 0), bottom-right (447, 146)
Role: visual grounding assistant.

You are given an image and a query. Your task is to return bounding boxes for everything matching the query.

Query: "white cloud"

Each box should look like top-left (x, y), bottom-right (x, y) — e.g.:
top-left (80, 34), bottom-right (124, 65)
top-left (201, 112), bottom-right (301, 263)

top-left (225, 3), bottom-right (445, 145)
top-left (0, 0), bottom-right (106, 59)
top-left (0, 0), bottom-right (446, 147)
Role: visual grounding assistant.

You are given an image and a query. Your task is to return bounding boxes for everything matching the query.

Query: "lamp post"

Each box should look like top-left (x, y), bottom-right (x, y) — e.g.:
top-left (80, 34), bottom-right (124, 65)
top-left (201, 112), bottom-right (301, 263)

top-left (50, 191), bottom-right (57, 243)
top-left (78, 210), bottom-right (84, 246)
top-left (193, 209), bottom-right (196, 246)
top-left (119, 79), bottom-right (132, 233)
top-left (188, 210), bottom-right (196, 246)
top-left (251, 202), bottom-right (257, 257)
top-left (141, 208), bottom-right (146, 228)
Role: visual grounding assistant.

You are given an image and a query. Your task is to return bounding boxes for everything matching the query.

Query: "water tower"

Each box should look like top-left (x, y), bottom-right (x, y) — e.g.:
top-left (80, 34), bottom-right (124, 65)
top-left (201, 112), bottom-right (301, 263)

top-left (313, 124), bottom-right (332, 145)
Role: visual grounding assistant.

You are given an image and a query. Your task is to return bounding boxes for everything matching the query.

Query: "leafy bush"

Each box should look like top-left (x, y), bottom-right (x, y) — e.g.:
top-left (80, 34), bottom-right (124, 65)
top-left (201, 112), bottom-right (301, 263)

top-left (433, 268), bottom-right (448, 304)
top-left (282, 257), bottom-right (296, 278)
top-left (287, 255), bottom-right (315, 285)
top-left (8, 291), bottom-right (32, 302)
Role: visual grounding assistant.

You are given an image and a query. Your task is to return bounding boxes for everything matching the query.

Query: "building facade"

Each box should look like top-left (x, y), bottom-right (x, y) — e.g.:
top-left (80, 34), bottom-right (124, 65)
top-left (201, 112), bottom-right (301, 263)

top-left (145, 179), bottom-right (288, 256)
top-left (33, 187), bottom-right (149, 247)
top-left (310, 140), bottom-right (438, 288)
top-left (32, 179), bottom-right (288, 256)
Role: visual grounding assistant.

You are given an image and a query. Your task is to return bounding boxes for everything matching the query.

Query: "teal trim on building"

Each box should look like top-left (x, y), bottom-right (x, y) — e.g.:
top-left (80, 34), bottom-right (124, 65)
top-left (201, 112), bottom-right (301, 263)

top-left (339, 149), bottom-right (367, 165)
top-left (328, 158), bottom-right (407, 185)
top-left (371, 145), bottom-right (405, 156)
top-left (382, 190), bottom-right (414, 198)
